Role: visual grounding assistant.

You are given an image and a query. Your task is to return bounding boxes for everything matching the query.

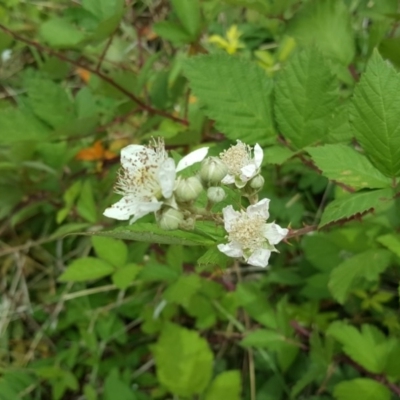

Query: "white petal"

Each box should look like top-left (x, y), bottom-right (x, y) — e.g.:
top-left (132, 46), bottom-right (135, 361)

top-left (222, 205), bottom-right (240, 231)
top-left (221, 174), bottom-right (235, 185)
top-left (247, 198), bottom-right (270, 219)
top-left (120, 145), bottom-right (146, 172)
top-left (217, 242), bottom-right (243, 258)
top-left (175, 147), bottom-right (209, 172)
top-left (240, 164), bottom-right (257, 180)
top-left (254, 144), bottom-right (264, 168)
top-left (264, 223), bottom-right (288, 245)
top-left (129, 201), bottom-right (163, 223)
top-left (158, 158), bottom-right (176, 198)
top-left (247, 248), bottom-right (271, 268)
top-left (103, 196), bottom-right (162, 222)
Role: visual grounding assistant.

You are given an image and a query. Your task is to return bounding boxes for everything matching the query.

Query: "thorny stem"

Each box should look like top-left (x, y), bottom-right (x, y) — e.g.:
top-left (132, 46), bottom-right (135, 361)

top-left (0, 24), bottom-right (188, 126)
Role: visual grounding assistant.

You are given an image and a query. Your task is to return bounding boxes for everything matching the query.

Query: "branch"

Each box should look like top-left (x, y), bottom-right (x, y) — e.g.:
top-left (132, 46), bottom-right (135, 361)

top-left (0, 24), bottom-right (188, 126)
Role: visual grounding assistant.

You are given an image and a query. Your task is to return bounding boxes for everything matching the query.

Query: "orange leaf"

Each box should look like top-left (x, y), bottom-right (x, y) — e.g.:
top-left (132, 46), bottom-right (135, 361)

top-left (76, 141), bottom-right (117, 161)
top-left (76, 67), bottom-right (91, 83)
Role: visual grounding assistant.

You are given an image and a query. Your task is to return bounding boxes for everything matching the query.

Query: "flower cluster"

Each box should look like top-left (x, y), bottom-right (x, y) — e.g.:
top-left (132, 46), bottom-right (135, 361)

top-left (104, 138), bottom-right (287, 268)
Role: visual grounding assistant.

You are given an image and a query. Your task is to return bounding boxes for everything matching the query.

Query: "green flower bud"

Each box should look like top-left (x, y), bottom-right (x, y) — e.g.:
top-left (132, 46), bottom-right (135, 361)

top-left (175, 176), bottom-right (203, 202)
top-left (158, 208), bottom-right (184, 230)
top-left (200, 157), bottom-right (228, 186)
top-left (249, 175), bottom-right (264, 191)
top-left (207, 186), bottom-right (226, 203)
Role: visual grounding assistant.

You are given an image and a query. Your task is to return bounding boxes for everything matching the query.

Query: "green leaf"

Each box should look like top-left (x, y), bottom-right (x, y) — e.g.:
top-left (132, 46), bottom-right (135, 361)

top-left (112, 264), bottom-right (142, 289)
top-left (171, 0), bottom-right (201, 38)
top-left (152, 323), bottom-right (213, 397)
top-left (184, 54), bottom-right (275, 144)
top-left (197, 246), bottom-right (230, 270)
top-left (59, 257), bottom-right (114, 282)
top-left (319, 188), bottom-right (393, 228)
top-left (82, 0), bottom-right (124, 21)
top-left (77, 180), bottom-right (97, 223)
top-left (0, 108), bottom-right (51, 143)
top-left (25, 76), bottom-right (76, 129)
top-left (40, 18), bottom-right (87, 49)
top-left (288, 0), bottom-right (355, 65)
top-left (349, 51), bottom-right (400, 177)
top-left (241, 329), bottom-right (285, 348)
top-left (164, 275), bottom-right (202, 307)
top-left (329, 249), bottom-right (392, 304)
top-left (377, 234), bottom-right (400, 258)
top-left (307, 144), bottom-right (392, 190)
top-left (327, 322), bottom-right (387, 374)
top-left (139, 263), bottom-right (180, 283)
top-left (263, 146), bottom-right (294, 165)
top-left (275, 47), bottom-right (338, 149)
top-left (91, 236), bottom-right (128, 267)
top-left (103, 369), bottom-right (135, 400)
top-left (333, 378), bottom-right (391, 400)
top-left (204, 371), bottom-right (241, 400)
top-left (94, 223), bottom-right (214, 246)
top-left (153, 21), bottom-right (193, 44)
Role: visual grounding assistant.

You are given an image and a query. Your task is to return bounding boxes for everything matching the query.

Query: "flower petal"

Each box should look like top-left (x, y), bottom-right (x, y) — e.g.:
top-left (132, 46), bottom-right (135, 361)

top-left (120, 145), bottom-right (146, 173)
top-left (217, 242), bottom-right (243, 258)
top-left (103, 196), bottom-right (162, 222)
top-left (264, 223), bottom-right (288, 245)
top-left (247, 198), bottom-right (270, 219)
top-left (247, 248), bottom-right (271, 268)
top-left (240, 163), bottom-right (257, 181)
top-left (158, 158), bottom-right (176, 198)
top-left (221, 205), bottom-right (240, 231)
top-left (254, 143), bottom-right (263, 168)
top-left (175, 147), bottom-right (209, 172)
top-left (221, 174), bottom-right (235, 185)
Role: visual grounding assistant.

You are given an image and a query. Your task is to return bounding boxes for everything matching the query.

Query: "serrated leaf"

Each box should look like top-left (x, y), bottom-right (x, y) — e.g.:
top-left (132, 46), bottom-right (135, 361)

top-left (204, 371), bottom-right (241, 400)
top-left (350, 51), bottom-right (400, 177)
top-left (327, 322), bottom-right (387, 374)
top-left (197, 246), bottom-right (229, 270)
top-left (77, 180), bottom-right (97, 223)
top-left (288, 0), bottom-right (355, 65)
top-left (152, 323), bottom-right (213, 397)
top-left (333, 378), bottom-right (390, 400)
top-left (184, 54), bottom-right (274, 144)
top-left (82, 0), bottom-right (124, 21)
top-left (0, 108), bottom-right (51, 143)
top-left (59, 257), bottom-right (114, 282)
top-left (319, 188), bottom-right (393, 228)
top-left (153, 21), bottom-right (193, 44)
top-left (307, 144), bottom-right (392, 190)
top-left (377, 234), bottom-right (400, 257)
top-left (103, 369), bottom-right (135, 400)
top-left (171, 0), bottom-right (201, 38)
top-left (91, 236), bottom-right (128, 267)
top-left (93, 223), bottom-right (214, 246)
top-left (241, 329), bottom-right (285, 348)
top-left (263, 146), bottom-right (294, 165)
top-left (25, 76), bottom-right (76, 129)
top-left (112, 264), bottom-right (142, 289)
top-left (329, 249), bottom-right (392, 304)
top-left (164, 275), bottom-right (202, 307)
top-left (40, 18), bottom-right (87, 49)
top-left (275, 47), bottom-right (338, 149)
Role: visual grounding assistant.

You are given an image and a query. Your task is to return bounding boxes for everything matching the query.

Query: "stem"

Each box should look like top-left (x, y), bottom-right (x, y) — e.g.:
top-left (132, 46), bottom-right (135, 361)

top-left (0, 24), bottom-right (188, 126)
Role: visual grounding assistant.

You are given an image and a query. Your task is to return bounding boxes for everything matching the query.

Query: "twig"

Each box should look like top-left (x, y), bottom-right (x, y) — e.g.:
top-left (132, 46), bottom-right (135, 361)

top-left (0, 24), bottom-right (188, 126)
top-left (95, 30), bottom-right (116, 72)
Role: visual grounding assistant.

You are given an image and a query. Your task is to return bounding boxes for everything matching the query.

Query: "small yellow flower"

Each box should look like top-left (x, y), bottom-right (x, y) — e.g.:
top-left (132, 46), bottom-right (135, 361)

top-left (208, 25), bottom-right (245, 55)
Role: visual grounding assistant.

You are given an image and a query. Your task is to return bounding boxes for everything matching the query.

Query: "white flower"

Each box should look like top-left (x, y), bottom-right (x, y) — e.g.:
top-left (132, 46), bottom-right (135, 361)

top-left (217, 199), bottom-right (288, 268)
top-left (103, 139), bottom-right (208, 223)
top-left (219, 140), bottom-right (263, 188)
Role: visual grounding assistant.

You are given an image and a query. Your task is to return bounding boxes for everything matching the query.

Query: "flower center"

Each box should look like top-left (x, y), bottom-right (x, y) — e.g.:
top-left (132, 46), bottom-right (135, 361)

top-left (219, 141), bottom-right (251, 175)
top-left (115, 140), bottom-right (167, 200)
top-left (228, 212), bottom-right (265, 251)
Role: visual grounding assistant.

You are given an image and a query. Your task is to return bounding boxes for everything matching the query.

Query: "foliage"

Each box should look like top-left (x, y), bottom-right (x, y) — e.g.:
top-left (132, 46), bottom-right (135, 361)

top-left (1, 1), bottom-right (400, 400)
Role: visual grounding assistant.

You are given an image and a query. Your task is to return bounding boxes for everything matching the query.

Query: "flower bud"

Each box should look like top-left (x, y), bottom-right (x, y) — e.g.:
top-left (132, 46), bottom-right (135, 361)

top-left (158, 208), bottom-right (184, 230)
top-left (249, 175), bottom-right (264, 191)
top-left (207, 186), bottom-right (226, 203)
top-left (200, 157), bottom-right (228, 186)
top-left (175, 176), bottom-right (203, 202)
